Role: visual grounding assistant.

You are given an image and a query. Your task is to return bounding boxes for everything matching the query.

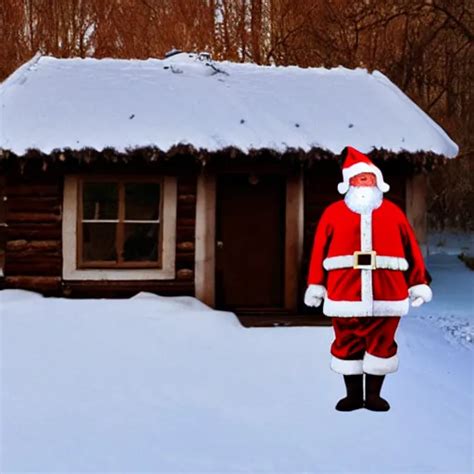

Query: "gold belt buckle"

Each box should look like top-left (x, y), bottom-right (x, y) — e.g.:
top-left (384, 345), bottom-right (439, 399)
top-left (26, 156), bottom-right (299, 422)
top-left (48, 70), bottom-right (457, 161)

top-left (353, 251), bottom-right (377, 269)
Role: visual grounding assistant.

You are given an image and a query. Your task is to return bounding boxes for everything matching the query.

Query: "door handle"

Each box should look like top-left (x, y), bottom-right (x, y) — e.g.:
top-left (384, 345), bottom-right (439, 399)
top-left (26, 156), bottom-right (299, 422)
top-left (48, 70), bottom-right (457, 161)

top-left (216, 240), bottom-right (224, 249)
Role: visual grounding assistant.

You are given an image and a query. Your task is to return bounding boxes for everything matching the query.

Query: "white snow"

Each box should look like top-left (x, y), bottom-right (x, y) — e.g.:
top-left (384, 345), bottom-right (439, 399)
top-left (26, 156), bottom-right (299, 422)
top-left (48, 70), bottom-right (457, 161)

top-left (0, 53), bottom-right (458, 158)
top-left (421, 233), bottom-right (474, 346)
top-left (1, 253), bottom-right (472, 472)
top-left (428, 230), bottom-right (473, 257)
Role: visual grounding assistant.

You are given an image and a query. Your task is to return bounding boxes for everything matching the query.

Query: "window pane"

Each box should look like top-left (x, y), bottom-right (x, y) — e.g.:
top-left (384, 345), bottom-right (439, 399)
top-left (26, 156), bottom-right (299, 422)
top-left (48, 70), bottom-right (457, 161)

top-left (83, 182), bottom-right (118, 220)
top-left (82, 223), bottom-right (117, 261)
top-left (125, 183), bottom-right (161, 220)
top-left (123, 224), bottom-right (159, 262)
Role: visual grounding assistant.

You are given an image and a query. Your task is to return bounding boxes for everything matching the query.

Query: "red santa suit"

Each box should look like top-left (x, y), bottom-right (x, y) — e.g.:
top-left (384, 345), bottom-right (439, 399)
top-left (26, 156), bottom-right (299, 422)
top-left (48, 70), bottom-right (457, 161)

top-left (306, 147), bottom-right (432, 376)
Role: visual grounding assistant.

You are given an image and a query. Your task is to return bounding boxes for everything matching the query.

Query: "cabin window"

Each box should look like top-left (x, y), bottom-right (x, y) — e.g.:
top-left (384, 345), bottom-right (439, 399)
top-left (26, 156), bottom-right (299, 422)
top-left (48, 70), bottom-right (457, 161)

top-left (63, 175), bottom-right (177, 280)
top-left (78, 179), bottom-right (163, 268)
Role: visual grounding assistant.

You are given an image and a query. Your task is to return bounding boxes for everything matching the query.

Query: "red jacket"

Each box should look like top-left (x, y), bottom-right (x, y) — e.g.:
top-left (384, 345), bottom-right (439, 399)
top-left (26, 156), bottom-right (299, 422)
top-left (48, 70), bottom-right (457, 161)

top-left (307, 198), bottom-right (430, 317)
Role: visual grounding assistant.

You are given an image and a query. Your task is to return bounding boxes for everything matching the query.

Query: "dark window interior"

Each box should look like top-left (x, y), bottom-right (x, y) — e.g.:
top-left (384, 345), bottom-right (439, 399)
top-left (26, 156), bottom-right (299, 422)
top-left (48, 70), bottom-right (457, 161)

top-left (79, 178), bottom-right (163, 269)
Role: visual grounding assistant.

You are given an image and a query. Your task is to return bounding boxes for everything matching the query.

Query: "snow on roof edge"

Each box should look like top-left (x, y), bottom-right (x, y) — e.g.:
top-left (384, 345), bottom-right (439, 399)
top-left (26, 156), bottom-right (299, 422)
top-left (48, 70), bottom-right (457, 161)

top-left (0, 52), bottom-right (42, 91)
top-left (1, 53), bottom-right (44, 151)
top-left (0, 143), bottom-right (453, 164)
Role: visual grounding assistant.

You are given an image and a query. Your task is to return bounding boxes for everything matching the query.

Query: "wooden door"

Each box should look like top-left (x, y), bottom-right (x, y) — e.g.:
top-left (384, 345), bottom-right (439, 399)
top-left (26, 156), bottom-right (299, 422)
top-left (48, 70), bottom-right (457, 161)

top-left (216, 174), bottom-right (286, 312)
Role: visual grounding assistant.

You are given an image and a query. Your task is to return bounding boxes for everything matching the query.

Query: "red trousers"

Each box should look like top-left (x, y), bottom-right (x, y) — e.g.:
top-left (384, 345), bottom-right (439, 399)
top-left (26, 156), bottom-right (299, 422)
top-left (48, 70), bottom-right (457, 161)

top-left (330, 316), bottom-right (400, 375)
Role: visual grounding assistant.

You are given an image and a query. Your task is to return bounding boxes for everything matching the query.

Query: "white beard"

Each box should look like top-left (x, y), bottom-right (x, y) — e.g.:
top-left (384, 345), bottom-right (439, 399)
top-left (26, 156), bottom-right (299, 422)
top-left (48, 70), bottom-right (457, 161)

top-left (344, 186), bottom-right (383, 214)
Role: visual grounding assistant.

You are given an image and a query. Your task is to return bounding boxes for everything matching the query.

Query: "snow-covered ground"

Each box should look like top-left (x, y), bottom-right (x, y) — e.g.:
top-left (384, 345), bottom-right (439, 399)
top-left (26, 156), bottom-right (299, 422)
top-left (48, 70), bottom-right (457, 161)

top-left (1, 253), bottom-right (472, 473)
top-left (428, 230), bottom-right (473, 257)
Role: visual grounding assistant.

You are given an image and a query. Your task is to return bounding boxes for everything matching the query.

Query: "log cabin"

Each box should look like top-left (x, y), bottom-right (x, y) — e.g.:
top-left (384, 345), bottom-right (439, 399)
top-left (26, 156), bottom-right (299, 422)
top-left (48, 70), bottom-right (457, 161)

top-left (0, 52), bottom-right (458, 326)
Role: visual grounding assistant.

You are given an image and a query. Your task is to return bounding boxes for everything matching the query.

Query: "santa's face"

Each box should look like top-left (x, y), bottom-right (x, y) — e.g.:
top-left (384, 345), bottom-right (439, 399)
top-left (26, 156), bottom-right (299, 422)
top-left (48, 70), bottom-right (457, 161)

top-left (349, 172), bottom-right (376, 187)
top-left (345, 172), bottom-right (383, 214)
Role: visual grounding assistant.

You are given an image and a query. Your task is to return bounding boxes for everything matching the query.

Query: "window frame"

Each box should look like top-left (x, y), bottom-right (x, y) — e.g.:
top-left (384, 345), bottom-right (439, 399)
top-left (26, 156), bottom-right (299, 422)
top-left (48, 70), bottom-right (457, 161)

top-left (63, 175), bottom-right (177, 281)
top-left (77, 176), bottom-right (164, 269)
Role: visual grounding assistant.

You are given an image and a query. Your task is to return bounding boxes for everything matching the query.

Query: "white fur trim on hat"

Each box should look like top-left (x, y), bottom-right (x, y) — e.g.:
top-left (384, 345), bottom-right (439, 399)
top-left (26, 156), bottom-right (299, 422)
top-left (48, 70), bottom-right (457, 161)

top-left (408, 284), bottom-right (433, 303)
top-left (363, 352), bottom-right (399, 375)
top-left (331, 356), bottom-right (364, 375)
top-left (337, 161), bottom-right (390, 194)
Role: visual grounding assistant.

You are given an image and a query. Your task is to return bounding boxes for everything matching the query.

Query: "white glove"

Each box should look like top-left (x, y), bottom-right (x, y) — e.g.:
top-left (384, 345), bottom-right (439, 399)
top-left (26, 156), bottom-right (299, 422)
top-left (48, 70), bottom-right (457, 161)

top-left (408, 284), bottom-right (433, 307)
top-left (304, 284), bottom-right (326, 307)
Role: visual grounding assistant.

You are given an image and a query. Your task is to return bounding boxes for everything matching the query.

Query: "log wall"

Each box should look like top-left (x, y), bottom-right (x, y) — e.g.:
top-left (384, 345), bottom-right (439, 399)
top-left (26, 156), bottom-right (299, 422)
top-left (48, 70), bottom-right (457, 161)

top-left (4, 169), bottom-right (197, 298)
top-left (4, 175), bottom-right (63, 294)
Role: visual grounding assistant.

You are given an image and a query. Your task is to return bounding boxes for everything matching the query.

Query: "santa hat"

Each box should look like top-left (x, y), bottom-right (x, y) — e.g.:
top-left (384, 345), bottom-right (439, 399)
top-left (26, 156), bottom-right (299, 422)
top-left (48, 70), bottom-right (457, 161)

top-left (337, 146), bottom-right (390, 194)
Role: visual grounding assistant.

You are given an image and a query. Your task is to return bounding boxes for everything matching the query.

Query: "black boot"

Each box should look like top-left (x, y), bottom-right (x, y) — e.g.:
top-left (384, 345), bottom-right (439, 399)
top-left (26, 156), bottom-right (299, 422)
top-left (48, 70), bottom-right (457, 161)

top-left (335, 374), bottom-right (364, 411)
top-left (365, 374), bottom-right (390, 411)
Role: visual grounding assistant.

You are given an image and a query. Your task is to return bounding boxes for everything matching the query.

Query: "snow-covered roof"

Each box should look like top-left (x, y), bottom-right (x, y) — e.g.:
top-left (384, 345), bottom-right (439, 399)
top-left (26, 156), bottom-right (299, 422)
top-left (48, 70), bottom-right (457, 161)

top-left (0, 53), bottom-right (458, 158)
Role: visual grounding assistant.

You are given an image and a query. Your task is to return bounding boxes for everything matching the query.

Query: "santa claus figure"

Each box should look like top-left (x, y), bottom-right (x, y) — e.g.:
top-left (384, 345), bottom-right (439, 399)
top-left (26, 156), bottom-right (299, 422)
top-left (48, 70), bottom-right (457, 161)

top-left (305, 146), bottom-right (432, 412)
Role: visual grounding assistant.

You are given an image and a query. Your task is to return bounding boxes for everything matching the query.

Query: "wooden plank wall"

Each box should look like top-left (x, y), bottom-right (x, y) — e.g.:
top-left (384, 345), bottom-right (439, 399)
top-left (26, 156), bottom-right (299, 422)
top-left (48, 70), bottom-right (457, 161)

top-left (4, 170), bottom-right (197, 298)
top-left (4, 174), bottom-right (63, 294)
top-left (175, 175), bottom-right (197, 287)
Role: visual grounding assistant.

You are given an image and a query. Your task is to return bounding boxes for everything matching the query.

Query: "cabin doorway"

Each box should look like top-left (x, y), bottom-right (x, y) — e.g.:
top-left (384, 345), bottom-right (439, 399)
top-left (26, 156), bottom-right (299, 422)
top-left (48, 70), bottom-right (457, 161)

top-left (215, 173), bottom-right (286, 312)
